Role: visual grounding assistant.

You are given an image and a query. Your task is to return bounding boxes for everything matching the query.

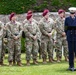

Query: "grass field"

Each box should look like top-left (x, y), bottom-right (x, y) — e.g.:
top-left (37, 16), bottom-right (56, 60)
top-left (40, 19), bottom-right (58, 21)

top-left (0, 54), bottom-right (76, 75)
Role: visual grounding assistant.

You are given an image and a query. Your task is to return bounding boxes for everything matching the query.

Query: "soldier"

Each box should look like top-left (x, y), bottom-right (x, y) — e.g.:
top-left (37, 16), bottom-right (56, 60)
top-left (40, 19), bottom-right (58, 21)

top-left (23, 10), bottom-right (42, 59)
top-left (54, 9), bottom-right (68, 62)
top-left (23, 10), bottom-right (38, 25)
top-left (39, 9), bottom-right (55, 63)
top-left (65, 7), bottom-right (76, 71)
top-left (0, 21), bottom-right (4, 66)
top-left (24, 14), bottom-right (40, 66)
top-left (3, 26), bottom-right (8, 58)
top-left (6, 12), bottom-right (23, 66)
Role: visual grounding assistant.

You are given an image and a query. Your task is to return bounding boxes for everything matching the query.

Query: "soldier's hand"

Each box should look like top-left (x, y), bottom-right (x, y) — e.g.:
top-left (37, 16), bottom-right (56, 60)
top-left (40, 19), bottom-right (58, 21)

top-left (15, 36), bottom-right (19, 40)
top-left (33, 36), bottom-right (37, 40)
top-left (62, 32), bottom-right (66, 37)
top-left (3, 26), bottom-right (6, 30)
top-left (4, 25), bottom-right (7, 30)
top-left (13, 36), bottom-right (17, 40)
top-left (48, 33), bottom-right (52, 37)
top-left (54, 40), bottom-right (57, 43)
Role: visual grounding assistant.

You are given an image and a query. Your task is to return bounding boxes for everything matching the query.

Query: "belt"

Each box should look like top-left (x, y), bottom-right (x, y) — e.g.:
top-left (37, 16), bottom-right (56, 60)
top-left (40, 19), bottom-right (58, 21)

top-left (32, 33), bottom-right (36, 36)
top-left (48, 32), bottom-right (51, 33)
top-left (14, 33), bottom-right (18, 36)
top-left (67, 26), bottom-right (76, 30)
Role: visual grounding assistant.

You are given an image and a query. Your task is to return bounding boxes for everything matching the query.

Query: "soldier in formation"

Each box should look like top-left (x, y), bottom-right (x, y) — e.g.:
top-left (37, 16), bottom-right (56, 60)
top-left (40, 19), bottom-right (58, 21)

top-left (0, 21), bottom-right (5, 66)
top-left (39, 9), bottom-right (55, 63)
top-left (54, 9), bottom-right (68, 62)
top-left (0, 8), bottom-right (71, 66)
top-left (6, 13), bottom-right (23, 66)
top-left (23, 13), bottom-right (40, 66)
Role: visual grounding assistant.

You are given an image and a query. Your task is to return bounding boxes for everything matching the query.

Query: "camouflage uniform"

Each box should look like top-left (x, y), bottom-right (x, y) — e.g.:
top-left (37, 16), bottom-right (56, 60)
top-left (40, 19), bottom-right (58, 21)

top-left (24, 20), bottom-right (40, 63)
top-left (3, 28), bottom-right (8, 57)
top-left (6, 21), bottom-right (23, 64)
top-left (55, 17), bottom-right (68, 60)
top-left (39, 17), bottom-right (54, 62)
top-left (0, 21), bottom-right (4, 65)
top-left (23, 19), bottom-right (42, 59)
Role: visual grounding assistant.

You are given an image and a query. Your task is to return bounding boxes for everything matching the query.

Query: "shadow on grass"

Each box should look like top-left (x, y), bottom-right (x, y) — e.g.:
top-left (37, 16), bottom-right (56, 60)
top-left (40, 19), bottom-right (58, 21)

top-left (1, 60), bottom-right (69, 67)
top-left (19, 60), bottom-right (68, 67)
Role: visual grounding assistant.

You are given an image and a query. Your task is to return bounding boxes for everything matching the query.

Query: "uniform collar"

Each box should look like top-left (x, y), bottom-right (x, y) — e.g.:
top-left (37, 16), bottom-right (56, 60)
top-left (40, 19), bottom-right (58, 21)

top-left (70, 15), bottom-right (76, 19)
top-left (43, 17), bottom-right (50, 22)
top-left (11, 20), bottom-right (16, 24)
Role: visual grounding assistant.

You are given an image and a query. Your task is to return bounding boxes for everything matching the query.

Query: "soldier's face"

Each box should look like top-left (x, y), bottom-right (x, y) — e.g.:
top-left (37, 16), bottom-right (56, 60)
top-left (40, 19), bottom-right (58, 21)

top-left (29, 17), bottom-right (32, 22)
top-left (59, 12), bottom-right (65, 18)
top-left (44, 13), bottom-right (49, 19)
top-left (11, 16), bottom-right (17, 21)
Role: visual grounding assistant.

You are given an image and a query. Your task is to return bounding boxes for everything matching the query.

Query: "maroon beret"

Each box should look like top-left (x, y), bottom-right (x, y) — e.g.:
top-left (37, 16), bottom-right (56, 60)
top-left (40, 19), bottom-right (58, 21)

top-left (26, 14), bottom-right (32, 20)
top-left (27, 10), bottom-right (33, 15)
top-left (58, 9), bottom-right (65, 14)
top-left (9, 12), bottom-right (16, 21)
top-left (42, 9), bottom-right (49, 16)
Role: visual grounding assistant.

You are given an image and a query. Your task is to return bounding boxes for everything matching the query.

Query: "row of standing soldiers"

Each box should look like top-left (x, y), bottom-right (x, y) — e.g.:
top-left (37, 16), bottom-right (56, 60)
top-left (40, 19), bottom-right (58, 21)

top-left (0, 9), bottom-right (68, 66)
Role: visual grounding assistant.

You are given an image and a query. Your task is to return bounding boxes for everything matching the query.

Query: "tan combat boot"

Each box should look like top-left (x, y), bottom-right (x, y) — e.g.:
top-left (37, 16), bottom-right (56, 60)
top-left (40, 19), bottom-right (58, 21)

top-left (0, 61), bottom-right (4, 66)
top-left (49, 58), bottom-right (54, 63)
top-left (26, 60), bottom-right (30, 66)
top-left (9, 61), bottom-right (13, 66)
top-left (65, 57), bottom-right (69, 62)
top-left (43, 58), bottom-right (47, 64)
top-left (13, 61), bottom-right (16, 65)
top-left (33, 59), bottom-right (38, 65)
top-left (0, 62), bottom-right (2, 66)
top-left (17, 61), bottom-right (22, 66)
top-left (1, 61), bottom-right (4, 66)
top-left (57, 57), bottom-right (61, 63)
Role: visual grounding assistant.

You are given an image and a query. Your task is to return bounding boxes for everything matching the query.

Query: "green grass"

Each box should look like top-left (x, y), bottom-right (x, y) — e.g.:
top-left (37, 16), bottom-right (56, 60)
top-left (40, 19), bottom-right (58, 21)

top-left (0, 54), bottom-right (76, 75)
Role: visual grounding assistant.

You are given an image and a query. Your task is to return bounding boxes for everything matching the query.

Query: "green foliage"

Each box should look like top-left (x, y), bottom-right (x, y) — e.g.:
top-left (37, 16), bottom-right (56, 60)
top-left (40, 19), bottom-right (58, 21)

top-left (0, 0), bottom-right (36, 14)
top-left (0, 0), bottom-right (76, 14)
top-left (34, 1), bottom-right (48, 11)
top-left (51, 0), bottom-right (60, 6)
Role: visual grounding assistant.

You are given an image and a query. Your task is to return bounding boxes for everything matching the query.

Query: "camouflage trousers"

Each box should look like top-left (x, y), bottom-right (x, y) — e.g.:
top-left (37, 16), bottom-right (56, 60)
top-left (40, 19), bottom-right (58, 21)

top-left (2, 38), bottom-right (8, 58)
top-left (55, 38), bottom-right (62, 58)
top-left (0, 39), bottom-right (3, 62)
top-left (55, 38), bottom-right (68, 58)
top-left (7, 38), bottom-right (21, 62)
top-left (25, 39), bottom-right (39, 61)
top-left (62, 39), bottom-right (68, 57)
top-left (38, 40), bottom-right (42, 59)
top-left (41, 39), bottom-right (53, 59)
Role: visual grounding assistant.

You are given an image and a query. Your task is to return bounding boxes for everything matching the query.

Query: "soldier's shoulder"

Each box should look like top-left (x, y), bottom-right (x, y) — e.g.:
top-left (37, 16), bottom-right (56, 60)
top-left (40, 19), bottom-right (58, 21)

top-left (49, 18), bottom-right (54, 21)
top-left (39, 18), bottom-right (44, 24)
top-left (23, 19), bottom-right (27, 24)
top-left (49, 18), bottom-right (55, 24)
top-left (24, 22), bottom-right (28, 27)
top-left (0, 21), bottom-right (2, 23)
top-left (33, 19), bottom-right (38, 24)
top-left (6, 22), bottom-right (11, 25)
top-left (65, 16), bottom-right (70, 21)
top-left (65, 16), bottom-right (70, 19)
top-left (55, 17), bottom-right (61, 23)
top-left (0, 21), bottom-right (4, 25)
top-left (56, 17), bottom-right (59, 20)
top-left (15, 21), bottom-right (22, 25)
